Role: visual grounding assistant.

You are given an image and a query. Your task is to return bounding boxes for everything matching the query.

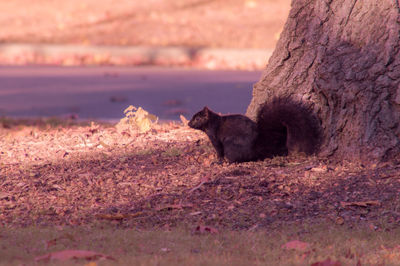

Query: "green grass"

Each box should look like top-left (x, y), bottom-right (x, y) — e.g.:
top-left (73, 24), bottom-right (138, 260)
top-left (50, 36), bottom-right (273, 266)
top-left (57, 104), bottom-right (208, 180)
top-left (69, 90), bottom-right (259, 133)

top-left (0, 116), bottom-right (87, 128)
top-left (2, 223), bottom-right (400, 265)
top-left (162, 147), bottom-right (183, 157)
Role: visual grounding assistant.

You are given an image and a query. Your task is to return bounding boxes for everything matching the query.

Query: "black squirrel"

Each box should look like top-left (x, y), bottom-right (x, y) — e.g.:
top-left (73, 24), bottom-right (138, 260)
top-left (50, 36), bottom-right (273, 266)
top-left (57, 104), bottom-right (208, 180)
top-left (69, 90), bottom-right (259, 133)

top-left (188, 97), bottom-right (321, 163)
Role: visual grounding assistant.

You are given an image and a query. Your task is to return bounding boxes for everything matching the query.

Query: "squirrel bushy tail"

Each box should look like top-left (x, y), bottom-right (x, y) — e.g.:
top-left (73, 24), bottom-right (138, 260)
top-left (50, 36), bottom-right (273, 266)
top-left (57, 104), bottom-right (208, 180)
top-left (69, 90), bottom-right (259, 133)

top-left (255, 97), bottom-right (321, 159)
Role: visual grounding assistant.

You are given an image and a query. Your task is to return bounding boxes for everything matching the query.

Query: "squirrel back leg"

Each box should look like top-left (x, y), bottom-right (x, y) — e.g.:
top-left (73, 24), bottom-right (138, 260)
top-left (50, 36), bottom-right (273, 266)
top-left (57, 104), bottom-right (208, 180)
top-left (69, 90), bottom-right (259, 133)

top-left (256, 97), bottom-right (321, 158)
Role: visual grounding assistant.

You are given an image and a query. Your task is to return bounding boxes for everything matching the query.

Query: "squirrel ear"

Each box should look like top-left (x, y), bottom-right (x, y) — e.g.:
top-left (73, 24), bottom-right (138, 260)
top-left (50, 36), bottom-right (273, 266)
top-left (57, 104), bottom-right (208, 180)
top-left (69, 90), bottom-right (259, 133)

top-left (202, 106), bottom-right (210, 118)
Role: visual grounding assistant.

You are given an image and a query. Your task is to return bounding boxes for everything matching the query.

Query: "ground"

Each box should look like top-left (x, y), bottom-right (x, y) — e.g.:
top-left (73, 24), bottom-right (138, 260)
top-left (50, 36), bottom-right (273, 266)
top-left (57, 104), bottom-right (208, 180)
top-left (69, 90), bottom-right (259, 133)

top-left (2, 2), bottom-right (400, 264)
top-left (0, 0), bottom-right (289, 49)
top-left (0, 0), bottom-right (290, 69)
top-left (1, 120), bottom-right (400, 230)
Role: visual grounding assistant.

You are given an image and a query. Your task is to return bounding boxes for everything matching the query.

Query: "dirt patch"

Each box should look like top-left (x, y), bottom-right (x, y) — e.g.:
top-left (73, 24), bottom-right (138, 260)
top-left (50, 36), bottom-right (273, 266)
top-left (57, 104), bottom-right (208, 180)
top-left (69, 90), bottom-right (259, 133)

top-left (1, 121), bottom-right (400, 230)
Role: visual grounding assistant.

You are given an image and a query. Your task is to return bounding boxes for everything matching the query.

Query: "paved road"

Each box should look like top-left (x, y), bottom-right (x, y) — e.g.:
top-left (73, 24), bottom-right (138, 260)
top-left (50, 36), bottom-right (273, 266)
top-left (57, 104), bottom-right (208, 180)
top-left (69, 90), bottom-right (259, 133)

top-left (0, 66), bottom-right (262, 121)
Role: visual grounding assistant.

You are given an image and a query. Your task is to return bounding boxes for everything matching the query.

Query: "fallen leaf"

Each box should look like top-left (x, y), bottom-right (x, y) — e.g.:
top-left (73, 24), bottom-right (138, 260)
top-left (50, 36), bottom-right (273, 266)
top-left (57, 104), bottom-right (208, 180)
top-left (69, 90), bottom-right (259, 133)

top-left (35, 249), bottom-right (116, 262)
top-left (368, 223), bottom-right (378, 231)
top-left (0, 192), bottom-right (10, 200)
top-left (281, 240), bottom-right (310, 251)
top-left (340, 201), bottom-right (381, 208)
top-left (44, 238), bottom-right (57, 250)
top-left (160, 247), bottom-right (171, 252)
top-left (202, 157), bottom-right (212, 166)
top-left (98, 140), bottom-right (110, 149)
top-left (335, 216), bottom-right (345, 225)
top-left (310, 166), bottom-right (328, 173)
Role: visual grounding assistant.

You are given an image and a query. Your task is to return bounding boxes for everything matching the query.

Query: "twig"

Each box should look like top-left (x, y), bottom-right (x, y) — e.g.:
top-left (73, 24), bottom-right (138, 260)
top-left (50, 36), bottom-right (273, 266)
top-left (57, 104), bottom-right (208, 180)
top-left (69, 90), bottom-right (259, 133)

top-left (187, 181), bottom-right (207, 194)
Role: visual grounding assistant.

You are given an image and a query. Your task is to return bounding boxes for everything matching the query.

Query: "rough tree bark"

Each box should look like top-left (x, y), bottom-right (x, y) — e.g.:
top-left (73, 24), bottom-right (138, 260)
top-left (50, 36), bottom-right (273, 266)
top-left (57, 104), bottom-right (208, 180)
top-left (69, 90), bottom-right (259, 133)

top-left (247, 0), bottom-right (400, 162)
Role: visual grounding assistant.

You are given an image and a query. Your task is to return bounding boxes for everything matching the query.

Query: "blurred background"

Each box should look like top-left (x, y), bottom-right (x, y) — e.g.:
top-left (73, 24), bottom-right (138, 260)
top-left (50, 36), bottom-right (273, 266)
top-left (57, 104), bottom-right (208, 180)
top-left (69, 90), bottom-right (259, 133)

top-left (0, 0), bottom-right (290, 121)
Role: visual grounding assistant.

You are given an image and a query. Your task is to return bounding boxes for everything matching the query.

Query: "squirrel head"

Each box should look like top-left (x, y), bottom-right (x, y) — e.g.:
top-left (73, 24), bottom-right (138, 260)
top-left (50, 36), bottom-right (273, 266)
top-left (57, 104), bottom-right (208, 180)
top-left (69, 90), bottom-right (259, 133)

top-left (188, 106), bottom-right (212, 130)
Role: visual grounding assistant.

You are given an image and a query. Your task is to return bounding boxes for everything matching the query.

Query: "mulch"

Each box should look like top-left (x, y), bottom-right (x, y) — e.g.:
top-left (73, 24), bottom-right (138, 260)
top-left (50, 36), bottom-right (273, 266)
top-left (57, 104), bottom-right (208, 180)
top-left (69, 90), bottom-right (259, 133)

top-left (1, 121), bottom-right (400, 230)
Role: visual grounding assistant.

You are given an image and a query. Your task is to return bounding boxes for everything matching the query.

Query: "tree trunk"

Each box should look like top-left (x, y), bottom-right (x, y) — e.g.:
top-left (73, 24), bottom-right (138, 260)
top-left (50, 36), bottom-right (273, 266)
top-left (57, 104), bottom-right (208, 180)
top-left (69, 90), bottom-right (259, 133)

top-left (247, 0), bottom-right (400, 162)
